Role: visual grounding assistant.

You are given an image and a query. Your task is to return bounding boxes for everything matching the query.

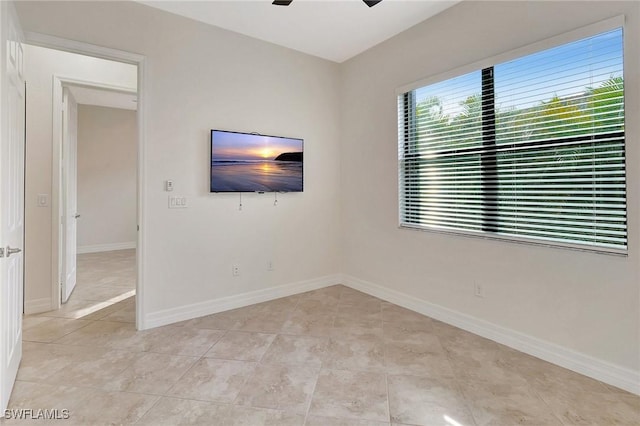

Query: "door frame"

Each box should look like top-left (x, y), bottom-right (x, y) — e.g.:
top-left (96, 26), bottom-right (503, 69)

top-left (53, 78), bottom-right (137, 306)
top-left (26, 32), bottom-right (148, 330)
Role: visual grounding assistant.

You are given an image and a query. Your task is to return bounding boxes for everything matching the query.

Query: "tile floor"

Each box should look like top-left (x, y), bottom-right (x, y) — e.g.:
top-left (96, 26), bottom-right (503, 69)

top-left (4, 250), bottom-right (639, 425)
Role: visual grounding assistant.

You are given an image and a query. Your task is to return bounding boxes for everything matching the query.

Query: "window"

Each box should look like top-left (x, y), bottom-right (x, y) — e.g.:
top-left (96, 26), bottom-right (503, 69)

top-left (398, 26), bottom-right (626, 254)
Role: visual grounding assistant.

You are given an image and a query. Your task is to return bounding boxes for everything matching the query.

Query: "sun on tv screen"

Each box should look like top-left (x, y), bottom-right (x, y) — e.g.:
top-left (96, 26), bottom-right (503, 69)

top-left (210, 130), bottom-right (303, 193)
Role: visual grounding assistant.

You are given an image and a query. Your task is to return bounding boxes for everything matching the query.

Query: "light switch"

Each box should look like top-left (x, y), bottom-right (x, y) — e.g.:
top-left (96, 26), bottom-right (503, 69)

top-left (37, 194), bottom-right (49, 207)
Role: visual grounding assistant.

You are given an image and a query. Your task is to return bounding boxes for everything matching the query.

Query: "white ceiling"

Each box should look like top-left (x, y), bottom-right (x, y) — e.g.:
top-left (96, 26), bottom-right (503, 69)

top-left (68, 86), bottom-right (138, 111)
top-left (139, 0), bottom-right (460, 63)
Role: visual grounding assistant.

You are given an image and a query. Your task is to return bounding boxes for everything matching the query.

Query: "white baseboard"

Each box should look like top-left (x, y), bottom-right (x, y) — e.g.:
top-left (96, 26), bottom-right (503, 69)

top-left (77, 241), bottom-right (136, 254)
top-left (24, 298), bottom-right (51, 315)
top-left (143, 274), bottom-right (342, 330)
top-left (341, 274), bottom-right (640, 396)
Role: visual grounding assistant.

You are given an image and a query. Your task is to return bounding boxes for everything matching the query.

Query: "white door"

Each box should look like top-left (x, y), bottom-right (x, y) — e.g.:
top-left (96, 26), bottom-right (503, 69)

top-left (61, 88), bottom-right (78, 303)
top-left (0, 2), bottom-right (25, 413)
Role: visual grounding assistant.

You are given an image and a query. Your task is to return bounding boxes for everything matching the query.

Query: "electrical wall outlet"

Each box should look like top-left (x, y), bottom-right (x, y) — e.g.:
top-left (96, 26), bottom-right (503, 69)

top-left (267, 260), bottom-right (274, 271)
top-left (232, 264), bottom-right (240, 277)
top-left (474, 283), bottom-right (484, 298)
top-left (37, 194), bottom-right (49, 207)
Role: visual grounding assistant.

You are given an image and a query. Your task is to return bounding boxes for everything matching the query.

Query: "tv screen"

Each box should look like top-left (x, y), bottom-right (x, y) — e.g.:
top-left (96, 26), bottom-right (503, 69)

top-left (210, 130), bottom-right (303, 193)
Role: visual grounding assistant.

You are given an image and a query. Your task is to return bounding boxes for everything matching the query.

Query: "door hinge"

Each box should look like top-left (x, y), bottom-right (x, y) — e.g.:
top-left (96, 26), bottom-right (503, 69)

top-left (0, 247), bottom-right (4, 258)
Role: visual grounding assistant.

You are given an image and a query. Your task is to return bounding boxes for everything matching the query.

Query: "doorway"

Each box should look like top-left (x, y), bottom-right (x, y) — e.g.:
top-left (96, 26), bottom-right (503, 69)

top-left (57, 83), bottom-right (138, 322)
top-left (22, 40), bottom-right (146, 329)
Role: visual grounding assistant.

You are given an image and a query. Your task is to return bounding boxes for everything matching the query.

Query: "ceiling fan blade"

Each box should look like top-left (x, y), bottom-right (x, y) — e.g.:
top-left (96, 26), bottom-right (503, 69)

top-left (272, 0), bottom-right (381, 7)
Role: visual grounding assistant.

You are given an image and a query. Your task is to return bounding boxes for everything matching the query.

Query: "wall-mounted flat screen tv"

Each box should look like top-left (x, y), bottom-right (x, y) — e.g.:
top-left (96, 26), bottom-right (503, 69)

top-left (210, 129), bottom-right (303, 193)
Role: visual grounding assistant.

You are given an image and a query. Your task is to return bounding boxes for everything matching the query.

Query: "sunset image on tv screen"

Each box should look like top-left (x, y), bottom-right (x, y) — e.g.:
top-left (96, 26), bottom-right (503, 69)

top-left (210, 130), bottom-right (303, 192)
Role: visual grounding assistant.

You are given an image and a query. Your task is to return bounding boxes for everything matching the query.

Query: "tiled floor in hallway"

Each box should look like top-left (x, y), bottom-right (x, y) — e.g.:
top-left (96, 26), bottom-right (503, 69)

top-left (4, 249), bottom-right (639, 425)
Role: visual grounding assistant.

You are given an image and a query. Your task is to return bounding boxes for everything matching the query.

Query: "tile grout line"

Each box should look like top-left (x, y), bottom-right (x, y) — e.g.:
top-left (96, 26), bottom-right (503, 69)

top-left (159, 325), bottom-right (232, 402)
top-left (384, 372), bottom-right (392, 425)
top-left (23, 320), bottom-right (95, 344)
top-left (132, 394), bottom-right (165, 425)
top-left (302, 361), bottom-right (322, 426)
top-left (526, 376), bottom-right (571, 426)
top-left (227, 302), bottom-right (295, 408)
top-left (15, 377), bottom-right (169, 401)
top-left (162, 350), bottom-right (210, 401)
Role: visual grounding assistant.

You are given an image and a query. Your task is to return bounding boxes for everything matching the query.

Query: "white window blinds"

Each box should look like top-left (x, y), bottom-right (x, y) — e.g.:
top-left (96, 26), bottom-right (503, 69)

top-left (398, 27), bottom-right (626, 253)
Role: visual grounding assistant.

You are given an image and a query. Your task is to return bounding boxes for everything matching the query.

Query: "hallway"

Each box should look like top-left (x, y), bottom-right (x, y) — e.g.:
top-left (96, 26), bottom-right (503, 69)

top-left (25, 249), bottom-right (135, 339)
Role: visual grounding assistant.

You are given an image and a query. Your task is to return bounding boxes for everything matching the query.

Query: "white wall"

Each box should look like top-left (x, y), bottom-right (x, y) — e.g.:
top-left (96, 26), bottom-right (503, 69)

top-left (17, 1), bottom-right (342, 322)
top-left (24, 44), bottom-right (137, 312)
top-left (77, 104), bottom-right (137, 252)
top-left (15, 0), bottom-right (639, 390)
top-left (339, 0), bottom-right (639, 376)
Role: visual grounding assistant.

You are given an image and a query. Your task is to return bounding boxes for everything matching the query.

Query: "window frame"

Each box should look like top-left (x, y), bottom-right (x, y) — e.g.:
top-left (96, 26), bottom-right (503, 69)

top-left (396, 16), bottom-right (628, 256)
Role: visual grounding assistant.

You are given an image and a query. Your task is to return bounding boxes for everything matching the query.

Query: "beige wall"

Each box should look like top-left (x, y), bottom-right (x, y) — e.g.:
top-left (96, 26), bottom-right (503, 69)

top-left (15, 0), bottom-right (639, 388)
top-left (17, 1), bottom-right (342, 320)
top-left (77, 105), bottom-right (137, 251)
top-left (340, 0), bottom-right (639, 373)
top-left (24, 44), bottom-right (137, 312)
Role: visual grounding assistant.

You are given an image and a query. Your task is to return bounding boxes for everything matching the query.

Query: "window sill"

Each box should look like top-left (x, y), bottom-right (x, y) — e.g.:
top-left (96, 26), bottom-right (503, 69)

top-left (399, 223), bottom-right (628, 257)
